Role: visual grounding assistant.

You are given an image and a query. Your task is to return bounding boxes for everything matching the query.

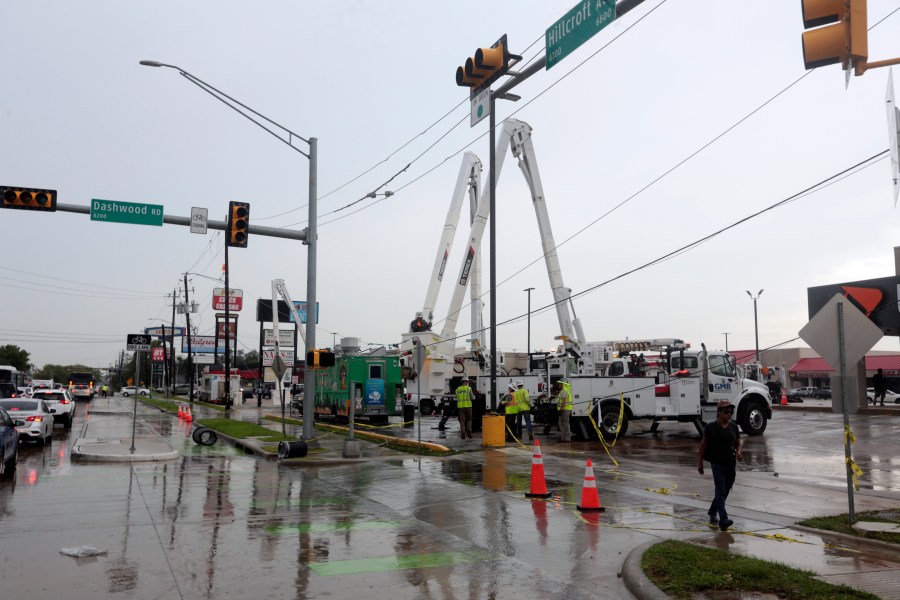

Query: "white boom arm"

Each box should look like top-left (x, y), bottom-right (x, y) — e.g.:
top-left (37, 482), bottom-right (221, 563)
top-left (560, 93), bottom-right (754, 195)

top-left (507, 119), bottom-right (584, 351)
top-left (271, 279), bottom-right (307, 353)
top-left (415, 152), bottom-right (482, 330)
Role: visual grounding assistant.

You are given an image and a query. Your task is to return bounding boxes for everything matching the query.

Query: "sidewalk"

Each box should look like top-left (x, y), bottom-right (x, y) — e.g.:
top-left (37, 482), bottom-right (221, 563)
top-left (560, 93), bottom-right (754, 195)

top-left (72, 395), bottom-right (178, 461)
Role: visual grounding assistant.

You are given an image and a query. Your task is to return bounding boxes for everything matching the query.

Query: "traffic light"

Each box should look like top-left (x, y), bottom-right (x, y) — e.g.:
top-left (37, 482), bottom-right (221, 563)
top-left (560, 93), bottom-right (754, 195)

top-left (319, 351), bottom-right (335, 368)
top-left (801, 0), bottom-right (867, 72)
top-left (456, 34), bottom-right (519, 93)
top-left (1, 186), bottom-right (57, 211)
top-left (305, 349), bottom-right (335, 368)
top-left (227, 201), bottom-right (249, 248)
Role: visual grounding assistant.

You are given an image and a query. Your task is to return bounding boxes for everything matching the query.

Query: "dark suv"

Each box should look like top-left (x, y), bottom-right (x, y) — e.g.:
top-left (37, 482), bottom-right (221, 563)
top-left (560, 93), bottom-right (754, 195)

top-left (0, 383), bottom-right (19, 398)
top-left (814, 387), bottom-right (832, 399)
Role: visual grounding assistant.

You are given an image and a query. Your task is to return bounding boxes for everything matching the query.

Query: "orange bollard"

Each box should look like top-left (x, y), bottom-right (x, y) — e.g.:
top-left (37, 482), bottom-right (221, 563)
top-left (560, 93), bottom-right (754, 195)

top-left (576, 458), bottom-right (605, 512)
top-left (525, 439), bottom-right (553, 499)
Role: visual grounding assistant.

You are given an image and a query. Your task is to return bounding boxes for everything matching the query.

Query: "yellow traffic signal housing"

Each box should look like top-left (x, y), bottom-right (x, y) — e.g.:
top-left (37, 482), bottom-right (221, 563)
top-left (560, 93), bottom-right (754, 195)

top-left (227, 201), bottom-right (249, 248)
top-left (1, 186), bottom-right (57, 211)
top-left (456, 34), bottom-right (518, 94)
top-left (306, 350), bottom-right (319, 368)
top-left (801, 0), bottom-right (867, 71)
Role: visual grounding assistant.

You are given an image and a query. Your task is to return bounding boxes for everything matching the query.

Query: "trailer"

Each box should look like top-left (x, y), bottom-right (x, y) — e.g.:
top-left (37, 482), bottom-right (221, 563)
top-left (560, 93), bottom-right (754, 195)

top-left (313, 354), bottom-right (404, 424)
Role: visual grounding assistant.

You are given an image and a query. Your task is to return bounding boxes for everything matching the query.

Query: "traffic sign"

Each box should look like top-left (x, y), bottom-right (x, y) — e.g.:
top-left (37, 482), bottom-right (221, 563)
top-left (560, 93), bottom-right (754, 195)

top-left (191, 206), bottom-right (208, 234)
top-left (471, 88), bottom-right (490, 127)
top-left (91, 199), bottom-right (163, 226)
top-left (545, 0), bottom-right (616, 70)
top-left (144, 326), bottom-right (185, 337)
top-left (126, 333), bottom-right (151, 351)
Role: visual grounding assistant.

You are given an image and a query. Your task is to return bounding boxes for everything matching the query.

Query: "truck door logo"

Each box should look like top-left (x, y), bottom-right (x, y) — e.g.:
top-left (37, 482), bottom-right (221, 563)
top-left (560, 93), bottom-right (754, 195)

top-left (714, 382), bottom-right (732, 392)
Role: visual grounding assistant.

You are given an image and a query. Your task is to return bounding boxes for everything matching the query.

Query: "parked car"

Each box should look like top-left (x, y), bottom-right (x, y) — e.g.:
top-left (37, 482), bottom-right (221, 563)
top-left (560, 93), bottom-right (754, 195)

top-left (0, 406), bottom-right (19, 477)
top-left (31, 389), bottom-right (75, 428)
top-left (798, 386), bottom-right (818, 397)
top-left (865, 388), bottom-right (900, 404)
top-left (121, 386), bottom-right (150, 397)
top-left (814, 387), bottom-right (832, 399)
top-left (0, 398), bottom-right (53, 445)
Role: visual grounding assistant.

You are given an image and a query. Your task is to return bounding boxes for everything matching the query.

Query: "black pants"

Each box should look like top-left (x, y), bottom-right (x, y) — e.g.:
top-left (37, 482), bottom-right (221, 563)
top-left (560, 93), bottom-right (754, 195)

top-left (438, 401), bottom-right (458, 429)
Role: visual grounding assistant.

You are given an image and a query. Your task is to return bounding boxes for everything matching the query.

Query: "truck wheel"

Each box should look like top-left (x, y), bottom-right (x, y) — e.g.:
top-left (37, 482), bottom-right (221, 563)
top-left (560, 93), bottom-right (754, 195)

top-left (420, 399), bottom-right (435, 416)
top-left (738, 401), bottom-right (767, 436)
top-left (599, 404), bottom-right (628, 441)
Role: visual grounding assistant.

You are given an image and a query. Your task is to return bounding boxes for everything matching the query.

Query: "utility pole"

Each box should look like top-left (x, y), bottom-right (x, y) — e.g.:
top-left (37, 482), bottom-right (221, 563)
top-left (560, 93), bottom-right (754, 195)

top-left (184, 273), bottom-right (194, 402)
top-left (721, 332), bottom-right (731, 353)
top-left (170, 287), bottom-right (177, 390)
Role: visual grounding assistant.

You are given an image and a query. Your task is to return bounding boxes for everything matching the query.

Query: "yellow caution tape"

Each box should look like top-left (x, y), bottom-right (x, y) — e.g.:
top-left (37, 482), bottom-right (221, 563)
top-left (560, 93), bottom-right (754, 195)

top-left (843, 425), bottom-right (856, 445)
top-left (646, 487), bottom-right (671, 495)
top-left (846, 457), bottom-right (864, 491)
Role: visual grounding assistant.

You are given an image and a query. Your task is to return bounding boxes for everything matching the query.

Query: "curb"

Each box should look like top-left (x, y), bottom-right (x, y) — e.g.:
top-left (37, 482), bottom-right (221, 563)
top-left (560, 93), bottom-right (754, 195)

top-left (790, 524), bottom-right (900, 555)
top-left (622, 540), bottom-right (670, 600)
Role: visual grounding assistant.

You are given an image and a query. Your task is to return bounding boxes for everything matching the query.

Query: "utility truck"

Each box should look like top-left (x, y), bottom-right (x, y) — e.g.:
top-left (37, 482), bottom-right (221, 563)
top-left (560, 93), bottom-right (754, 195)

top-left (536, 339), bottom-right (772, 440)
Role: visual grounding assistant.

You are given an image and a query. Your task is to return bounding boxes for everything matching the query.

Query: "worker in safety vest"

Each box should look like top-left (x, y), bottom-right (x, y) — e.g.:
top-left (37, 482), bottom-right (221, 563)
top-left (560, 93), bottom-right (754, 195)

top-left (556, 379), bottom-right (573, 442)
top-left (502, 383), bottom-right (519, 440)
top-left (456, 378), bottom-right (474, 439)
top-left (514, 381), bottom-right (533, 442)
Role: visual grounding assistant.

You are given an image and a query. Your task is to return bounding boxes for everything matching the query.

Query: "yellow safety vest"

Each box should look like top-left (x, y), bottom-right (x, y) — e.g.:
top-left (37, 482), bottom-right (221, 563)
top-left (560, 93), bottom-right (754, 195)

top-left (515, 387), bottom-right (531, 413)
top-left (456, 384), bottom-right (473, 408)
top-left (503, 393), bottom-right (518, 414)
top-left (558, 382), bottom-right (573, 410)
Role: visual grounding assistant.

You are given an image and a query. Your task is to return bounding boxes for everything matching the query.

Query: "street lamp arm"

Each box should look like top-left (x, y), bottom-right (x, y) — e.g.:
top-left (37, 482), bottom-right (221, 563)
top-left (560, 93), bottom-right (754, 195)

top-left (139, 60), bottom-right (310, 158)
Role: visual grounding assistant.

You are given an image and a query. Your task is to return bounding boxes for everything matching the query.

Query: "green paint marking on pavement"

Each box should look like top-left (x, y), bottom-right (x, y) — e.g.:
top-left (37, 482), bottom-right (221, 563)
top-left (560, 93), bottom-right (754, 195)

top-left (309, 551), bottom-right (492, 576)
top-left (267, 519), bottom-right (401, 535)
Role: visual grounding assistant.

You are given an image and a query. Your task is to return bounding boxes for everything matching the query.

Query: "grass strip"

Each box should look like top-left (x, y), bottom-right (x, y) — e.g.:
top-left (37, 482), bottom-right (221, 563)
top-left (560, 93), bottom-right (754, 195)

top-left (799, 510), bottom-right (900, 545)
top-left (642, 539), bottom-right (878, 600)
top-left (141, 397), bottom-right (180, 413)
top-left (262, 415), bottom-right (453, 456)
top-left (196, 418), bottom-right (294, 442)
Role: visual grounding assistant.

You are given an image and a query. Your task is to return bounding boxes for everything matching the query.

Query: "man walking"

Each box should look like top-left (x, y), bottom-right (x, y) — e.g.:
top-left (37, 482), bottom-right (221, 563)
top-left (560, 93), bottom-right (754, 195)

top-left (456, 378), bottom-right (474, 439)
top-left (502, 385), bottom-right (519, 441)
top-left (698, 399), bottom-right (742, 531)
top-left (556, 379), bottom-right (572, 442)
top-left (872, 368), bottom-right (887, 406)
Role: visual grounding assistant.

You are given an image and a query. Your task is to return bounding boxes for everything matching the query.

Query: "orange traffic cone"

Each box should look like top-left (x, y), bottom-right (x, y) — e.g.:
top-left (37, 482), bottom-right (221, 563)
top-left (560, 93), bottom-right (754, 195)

top-left (576, 458), bottom-right (605, 512)
top-left (185, 406), bottom-right (193, 422)
top-left (525, 439), bottom-right (553, 499)
top-left (780, 390), bottom-right (788, 406)
top-left (177, 405), bottom-right (184, 419)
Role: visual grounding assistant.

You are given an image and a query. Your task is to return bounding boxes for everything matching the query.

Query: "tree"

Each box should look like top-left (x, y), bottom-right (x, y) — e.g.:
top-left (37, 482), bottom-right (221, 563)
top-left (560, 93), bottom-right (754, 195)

top-left (33, 364), bottom-right (101, 384)
top-left (0, 344), bottom-right (31, 371)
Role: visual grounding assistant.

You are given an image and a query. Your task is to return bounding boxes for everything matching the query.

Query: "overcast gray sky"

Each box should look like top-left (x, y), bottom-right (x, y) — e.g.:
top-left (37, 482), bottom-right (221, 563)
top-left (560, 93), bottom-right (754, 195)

top-left (2, 0), bottom-right (899, 371)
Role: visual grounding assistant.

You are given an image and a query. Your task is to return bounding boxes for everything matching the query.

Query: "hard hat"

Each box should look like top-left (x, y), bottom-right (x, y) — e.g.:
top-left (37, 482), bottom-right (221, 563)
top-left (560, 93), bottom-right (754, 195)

top-left (717, 399), bottom-right (734, 410)
top-left (461, 377), bottom-right (470, 382)
top-left (516, 380), bottom-right (524, 387)
top-left (508, 383), bottom-right (516, 391)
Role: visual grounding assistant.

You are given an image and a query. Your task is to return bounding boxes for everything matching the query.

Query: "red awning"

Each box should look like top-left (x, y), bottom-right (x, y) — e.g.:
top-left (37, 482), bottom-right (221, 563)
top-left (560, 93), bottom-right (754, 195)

top-left (789, 355), bottom-right (900, 377)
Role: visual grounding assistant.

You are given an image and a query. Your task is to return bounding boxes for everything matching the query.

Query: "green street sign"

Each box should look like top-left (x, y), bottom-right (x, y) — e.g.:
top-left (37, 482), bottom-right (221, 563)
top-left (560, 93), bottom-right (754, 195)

top-left (546, 0), bottom-right (616, 70)
top-left (91, 198), bottom-right (163, 226)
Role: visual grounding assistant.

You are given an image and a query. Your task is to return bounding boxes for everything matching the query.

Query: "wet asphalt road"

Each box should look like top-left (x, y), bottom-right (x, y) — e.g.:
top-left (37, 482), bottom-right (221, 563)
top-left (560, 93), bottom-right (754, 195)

top-left (1, 400), bottom-right (899, 599)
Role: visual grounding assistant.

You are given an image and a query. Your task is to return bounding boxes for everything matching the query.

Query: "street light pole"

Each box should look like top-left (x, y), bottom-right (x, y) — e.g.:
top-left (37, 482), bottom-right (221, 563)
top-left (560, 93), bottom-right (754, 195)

top-left (141, 60), bottom-right (318, 443)
top-left (721, 332), bottom-right (731, 353)
top-left (746, 289), bottom-right (764, 363)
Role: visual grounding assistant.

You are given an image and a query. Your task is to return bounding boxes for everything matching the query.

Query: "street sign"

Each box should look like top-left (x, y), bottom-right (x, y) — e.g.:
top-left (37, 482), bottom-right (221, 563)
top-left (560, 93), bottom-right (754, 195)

top-left (91, 199), bottom-right (163, 226)
top-left (126, 333), bottom-right (151, 351)
top-left (546, 0), bottom-right (616, 70)
top-left (471, 88), bottom-right (490, 127)
top-left (800, 293), bottom-right (883, 370)
top-left (213, 288), bottom-right (243, 311)
top-left (190, 206), bottom-right (208, 234)
top-left (413, 340), bottom-right (426, 376)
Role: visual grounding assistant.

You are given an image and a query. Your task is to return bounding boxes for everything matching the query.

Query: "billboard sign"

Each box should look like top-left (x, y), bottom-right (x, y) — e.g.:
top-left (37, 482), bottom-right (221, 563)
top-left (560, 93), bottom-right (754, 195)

top-left (151, 348), bottom-right (166, 362)
top-left (808, 275), bottom-right (900, 336)
top-left (263, 349), bottom-right (295, 367)
top-left (264, 329), bottom-right (295, 346)
top-left (212, 288), bottom-right (243, 311)
top-left (182, 336), bottom-right (227, 354)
